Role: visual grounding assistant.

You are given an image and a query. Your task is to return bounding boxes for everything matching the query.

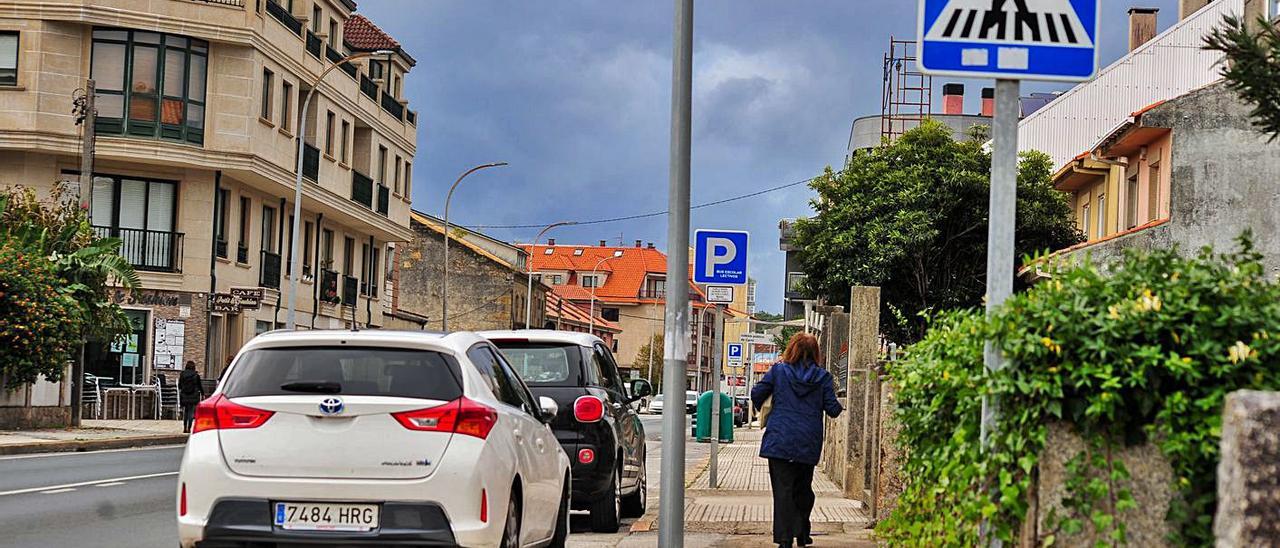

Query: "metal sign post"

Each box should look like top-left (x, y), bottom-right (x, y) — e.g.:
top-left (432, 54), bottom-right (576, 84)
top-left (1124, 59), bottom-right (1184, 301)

top-left (709, 304), bottom-right (724, 488)
top-left (693, 229), bottom-right (749, 495)
top-left (918, 1), bottom-right (1101, 545)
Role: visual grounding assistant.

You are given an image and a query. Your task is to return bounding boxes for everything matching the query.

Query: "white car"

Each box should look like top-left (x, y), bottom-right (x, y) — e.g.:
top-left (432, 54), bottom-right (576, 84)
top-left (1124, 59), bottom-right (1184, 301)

top-left (177, 330), bottom-right (572, 548)
top-left (648, 394), bottom-right (664, 414)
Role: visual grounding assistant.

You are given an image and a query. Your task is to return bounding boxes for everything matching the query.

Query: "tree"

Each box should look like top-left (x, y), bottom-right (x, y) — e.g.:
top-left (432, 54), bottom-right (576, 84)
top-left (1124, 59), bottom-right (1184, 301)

top-left (772, 326), bottom-right (800, 351)
top-left (1204, 15), bottom-right (1280, 141)
top-left (792, 121), bottom-right (1081, 344)
top-left (635, 334), bottom-right (663, 386)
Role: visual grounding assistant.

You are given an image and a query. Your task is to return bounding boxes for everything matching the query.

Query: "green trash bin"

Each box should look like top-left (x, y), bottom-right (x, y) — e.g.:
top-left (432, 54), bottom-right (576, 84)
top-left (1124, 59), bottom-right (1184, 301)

top-left (694, 391), bottom-right (734, 443)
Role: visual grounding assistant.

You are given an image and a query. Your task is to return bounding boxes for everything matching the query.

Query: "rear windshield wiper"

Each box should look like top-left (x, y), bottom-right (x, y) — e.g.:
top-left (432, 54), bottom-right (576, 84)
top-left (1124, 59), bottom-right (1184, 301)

top-left (280, 381), bottom-right (342, 394)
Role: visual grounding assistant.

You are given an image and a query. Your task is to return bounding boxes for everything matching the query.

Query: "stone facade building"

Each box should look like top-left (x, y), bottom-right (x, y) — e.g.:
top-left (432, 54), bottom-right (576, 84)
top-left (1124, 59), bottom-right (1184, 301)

top-left (0, 0), bottom-right (418, 412)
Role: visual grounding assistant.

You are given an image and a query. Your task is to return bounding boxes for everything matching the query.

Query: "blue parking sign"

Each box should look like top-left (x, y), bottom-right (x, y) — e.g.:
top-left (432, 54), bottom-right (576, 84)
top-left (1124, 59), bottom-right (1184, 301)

top-left (694, 230), bottom-right (748, 285)
top-left (918, 0), bottom-right (1101, 82)
top-left (727, 344), bottom-right (743, 359)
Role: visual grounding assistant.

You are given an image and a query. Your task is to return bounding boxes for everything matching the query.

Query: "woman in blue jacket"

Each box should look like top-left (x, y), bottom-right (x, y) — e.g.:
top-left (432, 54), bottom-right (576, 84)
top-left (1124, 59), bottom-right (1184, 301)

top-left (751, 333), bottom-right (843, 548)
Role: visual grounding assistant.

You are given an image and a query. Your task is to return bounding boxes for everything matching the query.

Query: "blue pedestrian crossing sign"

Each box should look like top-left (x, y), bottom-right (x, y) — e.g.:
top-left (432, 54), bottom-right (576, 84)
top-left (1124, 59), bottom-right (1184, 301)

top-left (918, 0), bottom-right (1101, 82)
top-left (694, 230), bottom-right (749, 286)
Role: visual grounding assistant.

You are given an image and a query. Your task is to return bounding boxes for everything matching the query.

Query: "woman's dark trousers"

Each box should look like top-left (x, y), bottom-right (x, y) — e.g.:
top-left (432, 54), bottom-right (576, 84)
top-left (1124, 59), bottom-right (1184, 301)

top-left (181, 403), bottom-right (196, 432)
top-left (768, 457), bottom-right (816, 545)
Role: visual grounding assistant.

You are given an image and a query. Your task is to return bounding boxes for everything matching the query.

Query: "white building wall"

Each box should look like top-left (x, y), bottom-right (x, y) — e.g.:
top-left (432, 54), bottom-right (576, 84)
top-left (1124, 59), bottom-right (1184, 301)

top-left (1018, 0), bottom-right (1242, 169)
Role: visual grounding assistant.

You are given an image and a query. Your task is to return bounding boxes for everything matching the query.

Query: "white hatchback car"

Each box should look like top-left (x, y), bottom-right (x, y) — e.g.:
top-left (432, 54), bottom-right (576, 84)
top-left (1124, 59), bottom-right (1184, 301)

top-left (177, 330), bottom-right (571, 548)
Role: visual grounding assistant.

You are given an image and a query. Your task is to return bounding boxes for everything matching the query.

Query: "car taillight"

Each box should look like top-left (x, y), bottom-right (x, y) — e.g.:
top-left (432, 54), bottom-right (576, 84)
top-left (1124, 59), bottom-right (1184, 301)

top-left (191, 395), bottom-right (274, 433)
top-left (479, 489), bottom-right (488, 523)
top-left (574, 396), bottom-right (604, 423)
top-left (393, 397), bottom-right (497, 439)
top-left (578, 448), bottom-right (596, 464)
top-left (179, 483), bottom-right (187, 516)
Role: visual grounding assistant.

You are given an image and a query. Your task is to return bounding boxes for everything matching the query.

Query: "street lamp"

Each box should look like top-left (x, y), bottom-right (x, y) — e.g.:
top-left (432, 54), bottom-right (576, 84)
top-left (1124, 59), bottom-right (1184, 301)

top-left (588, 253), bottom-right (620, 335)
top-left (525, 221), bottom-right (576, 329)
top-left (286, 48), bottom-right (395, 330)
top-left (442, 162), bottom-right (508, 331)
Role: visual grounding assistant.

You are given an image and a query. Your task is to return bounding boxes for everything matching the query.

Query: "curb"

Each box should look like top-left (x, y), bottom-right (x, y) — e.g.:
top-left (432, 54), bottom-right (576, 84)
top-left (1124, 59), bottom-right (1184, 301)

top-left (0, 434), bottom-right (188, 456)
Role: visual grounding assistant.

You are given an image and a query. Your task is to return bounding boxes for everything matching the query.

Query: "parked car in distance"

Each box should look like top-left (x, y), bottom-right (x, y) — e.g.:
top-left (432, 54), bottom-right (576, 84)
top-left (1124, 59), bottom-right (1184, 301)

top-left (733, 396), bottom-right (749, 427)
top-left (685, 390), bottom-right (699, 413)
top-left (484, 330), bottom-right (652, 533)
top-left (177, 330), bottom-right (571, 548)
top-left (648, 394), bottom-right (664, 414)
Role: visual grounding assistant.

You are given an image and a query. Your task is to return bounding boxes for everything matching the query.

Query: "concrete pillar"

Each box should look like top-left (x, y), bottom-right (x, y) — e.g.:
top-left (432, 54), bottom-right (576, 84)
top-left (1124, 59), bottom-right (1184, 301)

top-left (1179, 0), bottom-right (1212, 20)
top-left (846, 286), bottom-right (880, 501)
top-left (1215, 390), bottom-right (1280, 546)
top-left (1128, 8), bottom-right (1159, 52)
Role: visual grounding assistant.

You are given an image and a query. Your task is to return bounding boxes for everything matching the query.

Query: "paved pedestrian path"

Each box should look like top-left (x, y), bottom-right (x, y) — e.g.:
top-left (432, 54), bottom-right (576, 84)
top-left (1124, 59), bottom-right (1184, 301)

top-left (0, 419), bottom-right (185, 455)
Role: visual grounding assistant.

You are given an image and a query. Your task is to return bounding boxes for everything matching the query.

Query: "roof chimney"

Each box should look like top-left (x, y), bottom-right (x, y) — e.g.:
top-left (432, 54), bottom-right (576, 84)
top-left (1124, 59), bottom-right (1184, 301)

top-left (981, 87), bottom-right (995, 117)
top-left (635, 239), bottom-right (642, 248)
top-left (1179, 0), bottom-right (1211, 20)
top-left (942, 83), bottom-right (965, 115)
top-left (1129, 8), bottom-right (1159, 51)
top-left (547, 238), bottom-right (555, 246)
top-left (599, 240), bottom-right (607, 247)
top-left (647, 242), bottom-right (655, 249)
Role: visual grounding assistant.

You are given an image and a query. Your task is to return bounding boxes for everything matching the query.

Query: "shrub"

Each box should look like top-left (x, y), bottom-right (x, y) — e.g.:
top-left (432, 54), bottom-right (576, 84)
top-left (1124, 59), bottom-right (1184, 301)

top-left (0, 242), bottom-right (83, 389)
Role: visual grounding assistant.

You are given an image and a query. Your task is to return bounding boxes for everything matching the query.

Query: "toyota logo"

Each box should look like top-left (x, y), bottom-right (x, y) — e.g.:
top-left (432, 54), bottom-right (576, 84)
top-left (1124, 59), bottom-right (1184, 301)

top-left (319, 397), bottom-right (345, 415)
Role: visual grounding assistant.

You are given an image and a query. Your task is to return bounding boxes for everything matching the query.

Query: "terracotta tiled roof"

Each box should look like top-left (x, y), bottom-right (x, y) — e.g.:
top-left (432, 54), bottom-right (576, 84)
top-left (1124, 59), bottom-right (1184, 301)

top-left (525, 245), bottom-right (672, 304)
top-left (545, 291), bottom-right (620, 332)
top-left (344, 14), bottom-right (402, 51)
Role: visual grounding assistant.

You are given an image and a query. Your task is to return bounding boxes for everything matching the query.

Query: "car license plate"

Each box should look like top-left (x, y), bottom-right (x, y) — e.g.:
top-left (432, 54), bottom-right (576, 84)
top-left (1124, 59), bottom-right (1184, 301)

top-left (273, 502), bottom-right (379, 531)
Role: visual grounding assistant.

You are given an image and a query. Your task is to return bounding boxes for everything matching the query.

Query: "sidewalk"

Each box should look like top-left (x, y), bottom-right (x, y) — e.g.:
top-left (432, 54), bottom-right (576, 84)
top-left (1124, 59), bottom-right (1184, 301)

top-left (623, 429), bottom-right (875, 547)
top-left (0, 419), bottom-right (187, 455)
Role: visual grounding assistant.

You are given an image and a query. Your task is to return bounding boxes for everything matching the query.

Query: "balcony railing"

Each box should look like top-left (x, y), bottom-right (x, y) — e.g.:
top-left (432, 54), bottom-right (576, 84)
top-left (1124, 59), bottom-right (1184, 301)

top-left (265, 0), bottom-right (302, 35)
top-left (638, 288), bottom-right (667, 300)
top-left (319, 268), bottom-right (340, 303)
top-left (380, 91), bottom-right (404, 119)
top-left (93, 226), bottom-right (184, 273)
top-left (351, 169), bottom-right (374, 208)
top-left (190, 0), bottom-right (244, 6)
top-left (305, 30), bottom-right (322, 59)
top-left (359, 74), bottom-right (378, 100)
top-left (260, 250), bottom-right (282, 289)
top-left (326, 46), bottom-right (357, 79)
top-left (302, 142), bottom-right (320, 181)
top-left (377, 184), bottom-right (390, 216)
top-left (342, 275), bottom-right (358, 306)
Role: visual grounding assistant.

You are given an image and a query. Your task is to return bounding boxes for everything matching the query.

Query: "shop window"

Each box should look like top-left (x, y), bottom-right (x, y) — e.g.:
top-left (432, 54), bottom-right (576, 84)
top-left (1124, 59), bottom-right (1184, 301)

top-left (0, 32), bottom-right (17, 86)
top-left (91, 28), bottom-right (207, 144)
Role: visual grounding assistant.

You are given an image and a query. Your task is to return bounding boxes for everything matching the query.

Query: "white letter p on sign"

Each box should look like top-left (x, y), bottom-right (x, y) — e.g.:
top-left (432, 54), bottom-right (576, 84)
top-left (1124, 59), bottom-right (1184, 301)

top-left (704, 237), bottom-right (737, 279)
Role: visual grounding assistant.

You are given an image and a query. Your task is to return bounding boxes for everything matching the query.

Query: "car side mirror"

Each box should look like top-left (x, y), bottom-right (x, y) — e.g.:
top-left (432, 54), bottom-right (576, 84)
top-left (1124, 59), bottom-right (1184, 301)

top-left (537, 396), bottom-right (559, 423)
top-left (628, 379), bottom-right (653, 402)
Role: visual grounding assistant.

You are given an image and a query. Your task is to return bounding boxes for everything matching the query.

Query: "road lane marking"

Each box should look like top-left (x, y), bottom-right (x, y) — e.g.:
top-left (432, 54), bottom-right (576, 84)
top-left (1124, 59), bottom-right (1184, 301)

top-left (0, 472), bottom-right (178, 497)
top-left (95, 482), bottom-right (125, 487)
top-left (41, 488), bottom-right (76, 494)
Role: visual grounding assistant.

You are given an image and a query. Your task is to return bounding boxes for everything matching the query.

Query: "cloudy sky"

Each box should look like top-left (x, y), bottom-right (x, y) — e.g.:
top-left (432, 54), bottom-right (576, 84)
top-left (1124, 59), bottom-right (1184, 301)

top-left (358, 0), bottom-right (1182, 314)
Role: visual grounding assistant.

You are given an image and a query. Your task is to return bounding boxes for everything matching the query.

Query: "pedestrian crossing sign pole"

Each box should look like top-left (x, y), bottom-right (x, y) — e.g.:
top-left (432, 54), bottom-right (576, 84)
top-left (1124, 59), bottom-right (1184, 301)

top-left (918, 3), bottom-right (1100, 546)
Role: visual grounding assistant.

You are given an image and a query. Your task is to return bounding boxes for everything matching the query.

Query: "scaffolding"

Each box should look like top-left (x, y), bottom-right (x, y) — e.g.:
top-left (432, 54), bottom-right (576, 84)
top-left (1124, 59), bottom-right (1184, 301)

top-left (881, 37), bottom-right (932, 142)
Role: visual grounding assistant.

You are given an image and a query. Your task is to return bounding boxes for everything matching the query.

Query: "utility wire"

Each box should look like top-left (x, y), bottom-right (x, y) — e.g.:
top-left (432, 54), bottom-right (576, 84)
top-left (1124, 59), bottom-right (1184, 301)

top-left (460, 171), bottom-right (837, 230)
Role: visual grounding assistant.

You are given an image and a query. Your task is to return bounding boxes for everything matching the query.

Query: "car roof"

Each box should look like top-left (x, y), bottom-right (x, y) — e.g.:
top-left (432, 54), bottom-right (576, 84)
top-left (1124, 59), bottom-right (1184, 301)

top-left (239, 329), bottom-right (487, 356)
top-left (478, 329), bottom-right (602, 347)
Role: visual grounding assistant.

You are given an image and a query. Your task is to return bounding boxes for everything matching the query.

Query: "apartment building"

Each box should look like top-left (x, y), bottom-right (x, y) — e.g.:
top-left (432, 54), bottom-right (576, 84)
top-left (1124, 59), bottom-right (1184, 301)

top-left (0, 0), bottom-right (418, 382)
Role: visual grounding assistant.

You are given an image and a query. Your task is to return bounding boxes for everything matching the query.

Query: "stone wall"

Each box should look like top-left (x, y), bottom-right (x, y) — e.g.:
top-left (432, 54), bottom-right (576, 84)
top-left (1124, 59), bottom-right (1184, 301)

top-left (397, 221), bottom-right (522, 331)
top-left (874, 383), bottom-right (903, 521)
top-left (1215, 390), bottom-right (1280, 546)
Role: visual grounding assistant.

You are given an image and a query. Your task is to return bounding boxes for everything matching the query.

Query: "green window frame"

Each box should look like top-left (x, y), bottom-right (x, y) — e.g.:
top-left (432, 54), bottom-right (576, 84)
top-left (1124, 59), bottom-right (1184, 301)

top-left (91, 28), bottom-right (208, 145)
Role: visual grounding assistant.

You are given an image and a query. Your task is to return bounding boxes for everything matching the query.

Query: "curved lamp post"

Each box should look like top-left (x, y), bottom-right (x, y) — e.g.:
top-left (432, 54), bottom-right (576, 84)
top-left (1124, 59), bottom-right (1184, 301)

top-left (286, 49), bottom-right (395, 330)
top-left (442, 162), bottom-right (508, 331)
top-left (525, 221), bottom-right (576, 329)
top-left (588, 254), bottom-right (619, 335)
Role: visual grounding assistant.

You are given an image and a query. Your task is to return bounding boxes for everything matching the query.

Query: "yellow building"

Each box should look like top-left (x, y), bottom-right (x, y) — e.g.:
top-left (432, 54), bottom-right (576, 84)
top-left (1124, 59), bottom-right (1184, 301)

top-left (0, 0), bottom-right (418, 381)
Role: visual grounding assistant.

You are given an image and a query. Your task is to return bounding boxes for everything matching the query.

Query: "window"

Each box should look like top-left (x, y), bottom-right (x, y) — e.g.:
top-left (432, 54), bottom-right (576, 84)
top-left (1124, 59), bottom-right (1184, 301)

top-left (284, 214), bottom-right (294, 273)
top-left (548, 274), bottom-right (563, 285)
top-left (644, 277), bottom-right (666, 298)
top-left (543, 248), bottom-right (553, 255)
top-left (214, 188), bottom-right (229, 258)
top-left (1147, 162), bottom-right (1161, 222)
top-left (369, 246), bottom-right (380, 297)
top-left (1126, 174), bottom-right (1139, 229)
top-left (403, 162), bottom-right (412, 197)
top-left (467, 346), bottom-right (532, 413)
top-left (573, 249), bottom-right (583, 256)
top-left (328, 18), bottom-right (339, 47)
top-left (0, 32), bottom-right (17, 86)
top-left (302, 220), bottom-right (313, 276)
top-left (237, 196), bottom-right (251, 262)
top-left (1082, 202), bottom-right (1091, 240)
top-left (255, 320), bottom-right (272, 337)
top-left (280, 80), bottom-right (293, 131)
top-left (391, 73), bottom-right (400, 98)
top-left (786, 272), bottom-right (807, 292)
top-left (325, 111), bottom-right (335, 156)
top-left (581, 274), bottom-right (601, 288)
top-left (360, 242), bottom-right (371, 295)
top-left (370, 59), bottom-right (385, 80)
top-left (591, 344), bottom-right (625, 394)
top-left (343, 236), bottom-right (354, 276)
top-left (91, 29), bottom-right (208, 143)
top-left (378, 146), bottom-right (388, 184)
top-left (339, 121), bottom-right (350, 164)
top-left (393, 155), bottom-right (402, 194)
top-left (310, 5), bottom-right (322, 33)
top-left (1096, 194), bottom-right (1106, 238)
top-left (87, 174), bottom-right (178, 270)
top-left (260, 68), bottom-right (273, 120)
top-left (321, 228), bottom-right (334, 269)
top-left (261, 205), bottom-right (277, 253)
top-left (602, 308), bottom-right (620, 322)
top-left (1272, 0), bottom-right (1280, 20)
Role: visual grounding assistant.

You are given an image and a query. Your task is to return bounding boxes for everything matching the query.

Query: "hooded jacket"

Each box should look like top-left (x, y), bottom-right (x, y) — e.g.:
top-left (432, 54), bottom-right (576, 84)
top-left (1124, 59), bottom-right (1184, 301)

top-left (750, 361), bottom-right (843, 465)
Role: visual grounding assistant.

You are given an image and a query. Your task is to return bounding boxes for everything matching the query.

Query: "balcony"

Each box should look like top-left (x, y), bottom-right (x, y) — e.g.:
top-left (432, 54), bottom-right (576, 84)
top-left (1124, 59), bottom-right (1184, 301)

top-left (305, 31), bottom-right (322, 59)
top-left (302, 142), bottom-right (320, 182)
top-left (380, 91), bottom-right (404, 120)
top-left (377, 184), bottom-right (390, 216)
top-left (342, 275), bottom-right (358, 306)
top-left (326, 46), bottom-right (358, 79)
top-left (359, 74), bottom-right (378, 101)
top-left (351, 169), bottom-right (374, 208)
top-left (638, 288), bottom-right (667, 300)
top-left (265, 0), bottom-right (302, 35)
top-left (93, 227), bottom-right (184, 273)
top-left (319, 269), bottom-right (340, 303)
top-left (260, 250), bottom-right (282, 289)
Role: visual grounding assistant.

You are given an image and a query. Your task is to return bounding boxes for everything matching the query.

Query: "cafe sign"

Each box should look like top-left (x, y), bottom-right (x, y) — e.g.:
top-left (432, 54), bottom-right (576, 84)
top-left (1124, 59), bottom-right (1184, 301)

top-left (230, 287), bottom-right (264, 310)
top-left (210, 293), bottom-right (240, 313)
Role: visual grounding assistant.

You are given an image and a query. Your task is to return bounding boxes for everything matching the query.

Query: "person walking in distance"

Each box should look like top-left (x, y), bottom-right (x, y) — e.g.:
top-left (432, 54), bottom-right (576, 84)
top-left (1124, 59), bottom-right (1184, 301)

top-left (178, 361), bottom-right (205, 433)
top-left (751, 333), bottom-right (843, 548)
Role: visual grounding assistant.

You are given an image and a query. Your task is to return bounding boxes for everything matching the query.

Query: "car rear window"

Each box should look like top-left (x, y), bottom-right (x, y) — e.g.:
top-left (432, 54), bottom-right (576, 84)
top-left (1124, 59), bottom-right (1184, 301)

top-left (492, 342), bottom-right (583, 386)
top-left (222, 347), bottom-right (463, 400)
